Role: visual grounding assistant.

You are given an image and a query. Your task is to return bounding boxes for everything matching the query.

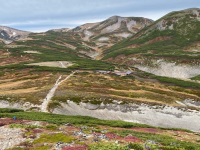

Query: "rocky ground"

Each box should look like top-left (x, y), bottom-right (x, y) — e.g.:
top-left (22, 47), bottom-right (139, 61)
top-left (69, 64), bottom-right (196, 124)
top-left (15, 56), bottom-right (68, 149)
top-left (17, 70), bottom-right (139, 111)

top-left (0, 117), bottom-right (200, 150)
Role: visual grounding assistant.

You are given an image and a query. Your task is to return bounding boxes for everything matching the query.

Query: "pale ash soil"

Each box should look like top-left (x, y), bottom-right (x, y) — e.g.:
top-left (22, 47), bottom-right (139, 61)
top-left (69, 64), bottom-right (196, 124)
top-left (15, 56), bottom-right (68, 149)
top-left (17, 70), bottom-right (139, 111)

top-left (53, 101), bottom-right (200, 132)
top-left (114, 33), bottom-right (132, 38)
top-left (135, 61), bottom-right (200, 79)
top-left (26, 61), bottom-right (73, 68)
top-left (23, 51), bottom-right (41, 54)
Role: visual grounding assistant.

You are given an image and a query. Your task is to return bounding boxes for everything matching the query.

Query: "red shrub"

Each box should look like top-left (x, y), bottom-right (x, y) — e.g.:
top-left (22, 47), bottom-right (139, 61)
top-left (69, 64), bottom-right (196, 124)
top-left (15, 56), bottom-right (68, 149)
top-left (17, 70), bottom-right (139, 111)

top-left (62, 145), bottom-right (88, 150)
top-left (124, 135), bottom-right (143, 143)
top-left (32, 129), bottom-right (43, 133)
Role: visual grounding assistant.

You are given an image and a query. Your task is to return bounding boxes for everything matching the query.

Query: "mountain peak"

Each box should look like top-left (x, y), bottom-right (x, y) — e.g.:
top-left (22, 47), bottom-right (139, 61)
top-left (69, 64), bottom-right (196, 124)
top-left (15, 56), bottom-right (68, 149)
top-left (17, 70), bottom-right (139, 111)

top-left (0, 26), bottom-right (30, 44)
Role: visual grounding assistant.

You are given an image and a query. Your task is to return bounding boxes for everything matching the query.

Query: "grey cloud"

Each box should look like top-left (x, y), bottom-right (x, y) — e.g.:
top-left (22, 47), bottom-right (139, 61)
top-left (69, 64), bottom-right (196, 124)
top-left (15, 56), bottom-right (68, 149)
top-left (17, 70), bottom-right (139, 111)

top-left (0, 0), bottom-right (199, 32)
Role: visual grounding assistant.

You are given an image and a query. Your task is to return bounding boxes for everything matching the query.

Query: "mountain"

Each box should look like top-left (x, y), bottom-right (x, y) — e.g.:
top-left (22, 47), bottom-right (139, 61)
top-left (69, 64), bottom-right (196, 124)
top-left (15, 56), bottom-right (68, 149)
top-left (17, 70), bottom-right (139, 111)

top-left (103, 8), bottom-right (200, 78)
top-left (22, 16), bottom-right (153, 60)
top-left (71, 16), bottom-right (153, 39)
top-left (0, 26), bottom-right (31, 44)
top-left (69, 16), bottom-right (153, 57)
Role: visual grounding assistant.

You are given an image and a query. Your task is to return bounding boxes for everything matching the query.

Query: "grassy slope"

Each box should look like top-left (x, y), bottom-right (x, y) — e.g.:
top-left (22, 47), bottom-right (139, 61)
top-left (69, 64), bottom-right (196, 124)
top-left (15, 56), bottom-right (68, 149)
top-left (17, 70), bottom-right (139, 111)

top-left (1, 108), bottom-right (200, 150)
top-left (0, 31), bottom-right (115, 71)
top-left (102, 9), bottom-right (200, 61)
top-left (50, 71), bottom-right (200, 110)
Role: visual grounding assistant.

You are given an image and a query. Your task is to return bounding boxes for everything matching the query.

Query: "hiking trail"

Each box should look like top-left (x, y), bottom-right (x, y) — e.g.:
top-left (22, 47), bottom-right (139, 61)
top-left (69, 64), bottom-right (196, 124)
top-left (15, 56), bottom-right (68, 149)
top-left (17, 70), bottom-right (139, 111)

top-left (40, 72), bottom-right (74, 112)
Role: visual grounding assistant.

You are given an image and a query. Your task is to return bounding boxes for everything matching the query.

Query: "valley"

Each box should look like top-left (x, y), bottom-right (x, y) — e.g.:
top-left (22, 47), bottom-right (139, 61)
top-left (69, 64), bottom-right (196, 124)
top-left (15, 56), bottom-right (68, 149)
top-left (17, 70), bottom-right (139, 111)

top-left (0, 7), bottom-right (200, 150)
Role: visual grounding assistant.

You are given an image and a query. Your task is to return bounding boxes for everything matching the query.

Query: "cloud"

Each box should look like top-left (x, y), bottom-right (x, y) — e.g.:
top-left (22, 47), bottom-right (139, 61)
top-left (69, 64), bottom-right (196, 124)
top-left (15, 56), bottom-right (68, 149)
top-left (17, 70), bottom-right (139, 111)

top-left (0, 0), bottom-right (199, 32)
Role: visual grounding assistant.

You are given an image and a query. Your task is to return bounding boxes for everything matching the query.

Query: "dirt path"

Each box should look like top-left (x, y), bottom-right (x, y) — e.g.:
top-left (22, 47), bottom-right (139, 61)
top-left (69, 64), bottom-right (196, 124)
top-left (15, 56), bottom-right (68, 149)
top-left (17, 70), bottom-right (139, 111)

top-left (59, 61), bottom-right (66, 68)
top-left (40, 72), bottom-right (75, 112)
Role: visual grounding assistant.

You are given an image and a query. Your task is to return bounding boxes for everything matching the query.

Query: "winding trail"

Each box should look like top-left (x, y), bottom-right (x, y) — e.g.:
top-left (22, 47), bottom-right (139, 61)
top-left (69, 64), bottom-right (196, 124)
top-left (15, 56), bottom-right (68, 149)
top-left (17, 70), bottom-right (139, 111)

top-left (40, 72), bottom-right (74, 112)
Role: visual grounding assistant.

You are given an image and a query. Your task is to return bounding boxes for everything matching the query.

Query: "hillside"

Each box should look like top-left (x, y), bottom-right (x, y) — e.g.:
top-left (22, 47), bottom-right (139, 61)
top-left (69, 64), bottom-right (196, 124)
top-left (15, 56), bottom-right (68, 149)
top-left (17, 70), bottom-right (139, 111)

top-left (52, 16), bottom-right (153, 59)
top-left (0, 108), bottom-right (200, 150)
top-left (70, 16), bottom-right (153, 40)
top-left (0, 16), bottom-right (153, 60)
top-left (1, 10), bottom-right (200, 144)
top-left (0, 26), bottom-right (30, 44)
top-left (103, 8), bottom-right (200, 78)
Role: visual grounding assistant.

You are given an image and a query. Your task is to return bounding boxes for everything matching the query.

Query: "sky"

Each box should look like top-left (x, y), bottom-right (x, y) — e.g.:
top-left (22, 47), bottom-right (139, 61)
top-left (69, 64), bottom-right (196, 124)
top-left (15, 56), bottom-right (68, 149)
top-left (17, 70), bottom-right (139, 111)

top-left (0, 0), bottom-right (199, 32)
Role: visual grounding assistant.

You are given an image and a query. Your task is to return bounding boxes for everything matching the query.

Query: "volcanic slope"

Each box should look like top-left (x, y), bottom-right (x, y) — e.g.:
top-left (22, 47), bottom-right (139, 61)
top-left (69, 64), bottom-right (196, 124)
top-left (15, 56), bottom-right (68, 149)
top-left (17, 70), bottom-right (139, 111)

top-left (50, 16), bottom-right (153, 59)
top-left (103, 8), bottom-right (200, 64)
top-left (102, 8), bottom-right (200, 78)
top-left (1, 12), bottom-right (200, 132)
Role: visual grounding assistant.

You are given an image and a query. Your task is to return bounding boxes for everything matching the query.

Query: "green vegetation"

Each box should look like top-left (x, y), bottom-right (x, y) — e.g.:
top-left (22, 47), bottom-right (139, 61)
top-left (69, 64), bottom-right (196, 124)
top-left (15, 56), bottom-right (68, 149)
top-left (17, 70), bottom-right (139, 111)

top-left (0, 109), bottom-right (152, 128)
top-left (128, 143), bottom-right (144, 150)
top-left (139, 72), bottom-right (200, 89)
top-left (88, 143), bottom-right (129, 150)
top-left (32, 145), bottom-right (49, 150)
top-left (45, 125), bottom-right (57, 130)
top-left (103, 10), bottom-right (200, 62)
top-left (9, 124), bottom-right (42, 129)
top-left (0, 30), bottom-right (115, 72)
top-left (0, 108), bottom-right (193, 132)
top-left (1, 10), bottom-right (200, 150)
top-left (191, 75), bottom-right (200, 81)
top-left (152, 75), bottom-right (200, 89)
top-left (0, 108), bottom-right (24, 113)
top-left (48, 101), bottom-right (62, 110)
top-left (33, 133), bottom-right (74, 144)
top-left (52, 71), bottom-right (200, 107)
top-left (112, 129), bottom-right (200, 150)
top-left (1, 108), bottom-right (199, 150)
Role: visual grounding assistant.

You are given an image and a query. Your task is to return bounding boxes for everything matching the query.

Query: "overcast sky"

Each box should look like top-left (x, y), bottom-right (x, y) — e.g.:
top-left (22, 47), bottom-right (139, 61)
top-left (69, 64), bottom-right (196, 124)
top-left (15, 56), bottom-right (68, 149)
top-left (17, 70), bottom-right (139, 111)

top-left (0, 0), bottom-right (199, 32)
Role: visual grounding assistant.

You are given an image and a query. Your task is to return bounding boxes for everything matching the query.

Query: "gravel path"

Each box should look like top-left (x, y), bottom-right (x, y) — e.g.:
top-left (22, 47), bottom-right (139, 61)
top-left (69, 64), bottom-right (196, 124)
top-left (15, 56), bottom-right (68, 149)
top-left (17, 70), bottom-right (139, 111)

top-left (40, 72), bottom-right (74, 112)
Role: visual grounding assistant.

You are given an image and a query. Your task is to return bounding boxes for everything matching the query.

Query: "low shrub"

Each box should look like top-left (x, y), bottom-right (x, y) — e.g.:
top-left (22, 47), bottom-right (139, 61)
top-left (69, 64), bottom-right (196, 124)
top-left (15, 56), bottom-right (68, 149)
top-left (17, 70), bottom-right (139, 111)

top-left (46, 125), bottom-right (57, 130)
top-left (0, 108), bottom-right (24, 113)
top-left (9, 124), bottom-right (42, 129)
top-left (88, 143), bottom-right (129, 150)
top-left (33, 133), bottom-right (74, 144)
top-left (128, 143), bottom-right (144, 150)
